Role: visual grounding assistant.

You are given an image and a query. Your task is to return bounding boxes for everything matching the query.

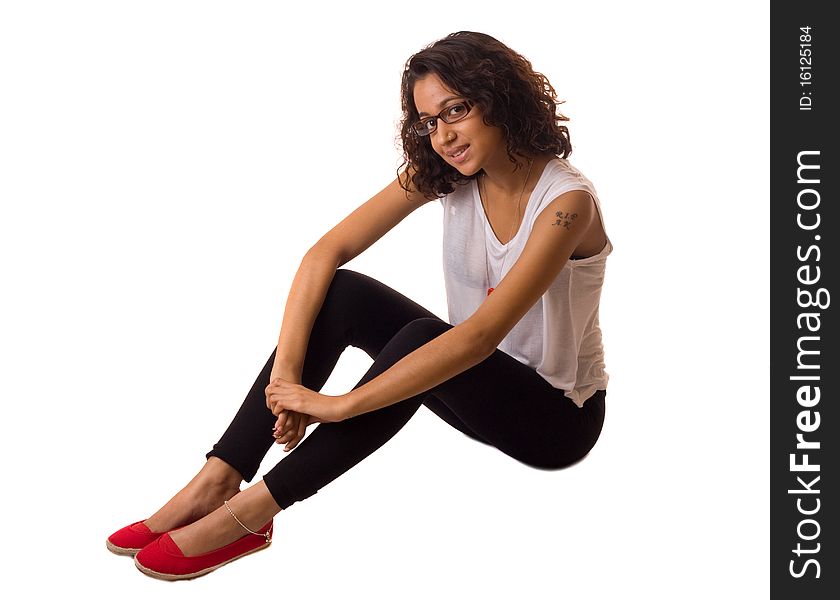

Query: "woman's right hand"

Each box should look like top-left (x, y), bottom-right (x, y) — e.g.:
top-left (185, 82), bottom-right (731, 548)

top-left (267, 370), bottom-right (309, 451)
top-left (272, 410), bottom-right (313, 451)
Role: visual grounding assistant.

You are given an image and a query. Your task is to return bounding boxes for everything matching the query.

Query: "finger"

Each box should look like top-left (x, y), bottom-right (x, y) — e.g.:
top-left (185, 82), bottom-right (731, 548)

top-left (276, 429), bottom-right (296, 444)
top-left (278, 416), bottom-right (299, 442)
top-left (286, 416), bottom-right (308, 451)
top-left (276, 415), bottom-right (294, 439)
top-left (291, 413), bottom-right (303, 433)
top-left (274, 428), bottom-right (293, 443)
top-left (266, 390), bottom-right (279, 412)
top-left (274, 411), bottom-right (288, 435)
top-left (283, 428), bottom-right (303, 451)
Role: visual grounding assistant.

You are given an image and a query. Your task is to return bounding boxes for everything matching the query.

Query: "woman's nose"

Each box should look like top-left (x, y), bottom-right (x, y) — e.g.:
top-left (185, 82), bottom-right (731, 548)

top-left (435, 121), bottom-right (456, 143)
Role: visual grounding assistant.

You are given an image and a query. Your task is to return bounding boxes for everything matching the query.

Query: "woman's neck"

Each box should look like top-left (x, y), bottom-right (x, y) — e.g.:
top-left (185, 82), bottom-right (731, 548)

top-left (480, 152), bottom-right (554, 200)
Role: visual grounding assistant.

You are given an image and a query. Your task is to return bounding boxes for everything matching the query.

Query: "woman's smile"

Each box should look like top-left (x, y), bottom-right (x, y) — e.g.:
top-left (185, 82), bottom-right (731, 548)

top-left (446, 144), bottom-right (470, 164)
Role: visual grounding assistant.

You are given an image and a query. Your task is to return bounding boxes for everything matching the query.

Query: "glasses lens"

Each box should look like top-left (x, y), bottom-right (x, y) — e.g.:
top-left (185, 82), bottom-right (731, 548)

top-left (412, 118), bottom-right (435, 137)
top-left (441, 102), bottom-right (469, 124)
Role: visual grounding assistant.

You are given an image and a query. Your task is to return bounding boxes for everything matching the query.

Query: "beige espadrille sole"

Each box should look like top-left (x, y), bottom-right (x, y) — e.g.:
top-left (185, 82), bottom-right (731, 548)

top-left (134, 541), bottom-right (271, 581)
top-left (106, 539), bottom-right (142, 557)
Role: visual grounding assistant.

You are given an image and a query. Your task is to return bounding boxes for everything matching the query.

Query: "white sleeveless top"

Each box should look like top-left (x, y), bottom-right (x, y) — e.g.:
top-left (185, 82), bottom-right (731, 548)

top-left (438, 158), bottom-right (612, 407)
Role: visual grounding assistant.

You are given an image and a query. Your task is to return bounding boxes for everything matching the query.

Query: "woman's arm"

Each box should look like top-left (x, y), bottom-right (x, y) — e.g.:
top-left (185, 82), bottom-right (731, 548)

top-left (269, 186), bottom-right (595, 424)
top-left (270, 172), bottom-right (431, 383)
top-left (337, 189), bottom-right (596, 419)
top-left (341, 320), bottom-right (492, 418)
top-left (269, 247), bottom-right (341, 383)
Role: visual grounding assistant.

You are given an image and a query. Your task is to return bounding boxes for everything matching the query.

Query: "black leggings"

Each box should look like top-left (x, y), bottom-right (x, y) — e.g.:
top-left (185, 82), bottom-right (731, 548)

top-left (206, 269), bottom-right (606, 510)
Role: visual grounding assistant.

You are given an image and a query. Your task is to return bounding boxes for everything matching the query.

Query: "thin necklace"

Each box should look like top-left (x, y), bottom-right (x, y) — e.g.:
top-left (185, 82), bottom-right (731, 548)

top-left (479, 157), bottom-right (534, 296)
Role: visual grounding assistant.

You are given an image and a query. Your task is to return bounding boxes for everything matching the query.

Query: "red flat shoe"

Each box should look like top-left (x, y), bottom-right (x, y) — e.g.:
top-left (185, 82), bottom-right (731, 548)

top-left (134, 519), bottom-right (273, 581)
top-left (106, 521), bottom-right (164, 556)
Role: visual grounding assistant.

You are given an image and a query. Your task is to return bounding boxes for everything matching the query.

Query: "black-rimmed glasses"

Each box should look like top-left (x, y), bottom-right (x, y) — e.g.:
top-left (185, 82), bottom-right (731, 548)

top-left (412, 101), bottom-right (473, 137)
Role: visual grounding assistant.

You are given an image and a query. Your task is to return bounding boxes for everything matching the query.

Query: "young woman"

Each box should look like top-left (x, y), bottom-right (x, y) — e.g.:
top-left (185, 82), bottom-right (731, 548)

top-left (107, 30), bottom-right (612, 580)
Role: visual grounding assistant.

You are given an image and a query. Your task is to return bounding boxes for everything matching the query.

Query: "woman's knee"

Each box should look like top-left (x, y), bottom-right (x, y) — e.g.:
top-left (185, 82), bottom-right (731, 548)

top-left (317, 269), bottom-right (371, 320)
top-left (396, 318), bottom-right (452, 346)
top-left (329, 268), bottom-right (364, 293)
top-left (521, 450), bottom-right (590, 471)
top-left (325, 269), bottom-right (403, 315)
top-left (374, 318), bottom-right (452, 363)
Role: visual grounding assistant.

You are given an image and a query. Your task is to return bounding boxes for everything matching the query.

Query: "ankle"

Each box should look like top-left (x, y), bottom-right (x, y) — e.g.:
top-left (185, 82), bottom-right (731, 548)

top-left (226, 482), bottom-right (281, 529)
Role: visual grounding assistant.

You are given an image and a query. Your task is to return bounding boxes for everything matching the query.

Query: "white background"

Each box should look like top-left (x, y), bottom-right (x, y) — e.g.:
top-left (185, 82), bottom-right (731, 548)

top-left (0, 1), bottom-right (768, 598)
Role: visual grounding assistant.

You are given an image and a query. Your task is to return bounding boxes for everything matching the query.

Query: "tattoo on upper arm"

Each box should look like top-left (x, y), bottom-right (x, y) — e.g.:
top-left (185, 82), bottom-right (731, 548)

top-left (553, 211), bottom-right (578, 230)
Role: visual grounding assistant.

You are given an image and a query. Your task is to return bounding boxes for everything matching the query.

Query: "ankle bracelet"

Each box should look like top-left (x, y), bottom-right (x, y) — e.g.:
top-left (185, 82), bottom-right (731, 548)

top-left (223, 500), bottom-right (272, 543)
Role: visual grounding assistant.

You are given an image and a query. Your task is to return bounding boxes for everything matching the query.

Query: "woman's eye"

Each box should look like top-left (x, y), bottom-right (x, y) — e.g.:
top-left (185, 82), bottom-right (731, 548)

top-left (425, 118), bottom-right (437, 130)
top-left (448, 104), bottom-right (465, 116)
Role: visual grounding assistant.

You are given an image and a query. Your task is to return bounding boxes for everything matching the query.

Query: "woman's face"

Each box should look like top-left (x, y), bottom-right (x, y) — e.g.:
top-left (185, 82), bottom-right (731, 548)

top-left (412, 73), bottom-right (506, 176)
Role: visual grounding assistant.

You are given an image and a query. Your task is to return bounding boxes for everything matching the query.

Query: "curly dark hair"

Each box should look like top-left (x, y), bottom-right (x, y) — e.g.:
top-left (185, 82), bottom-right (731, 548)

top-left (398, 31), bottom-right (572, 200)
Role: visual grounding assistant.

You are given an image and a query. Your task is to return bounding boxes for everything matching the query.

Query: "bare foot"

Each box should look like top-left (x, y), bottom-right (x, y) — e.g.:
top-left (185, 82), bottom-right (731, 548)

top-left (144, 458), bottom-right (242, 534)
top-left (169, 481), bottom-right (280, 556)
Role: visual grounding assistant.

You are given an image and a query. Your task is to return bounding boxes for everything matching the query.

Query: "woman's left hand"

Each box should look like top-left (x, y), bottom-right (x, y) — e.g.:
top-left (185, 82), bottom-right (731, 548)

top-left (265, 378), bottom-right (352, 423)
top-left (273, 410), bottom-right (310, 451)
